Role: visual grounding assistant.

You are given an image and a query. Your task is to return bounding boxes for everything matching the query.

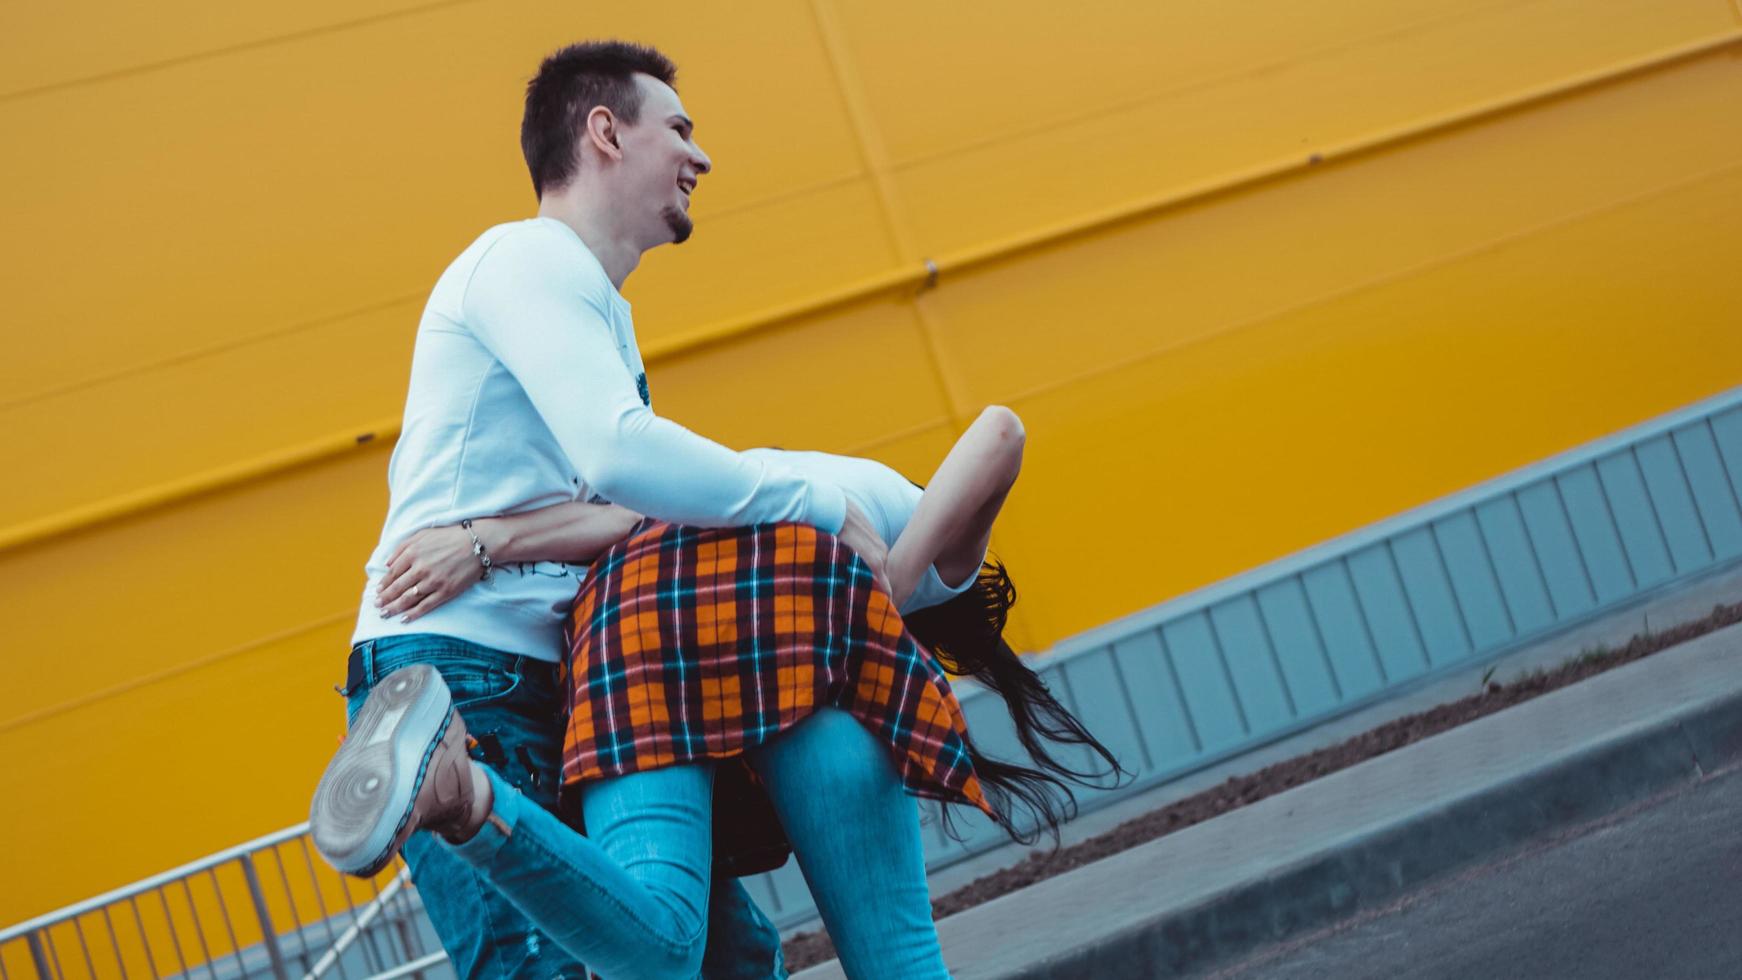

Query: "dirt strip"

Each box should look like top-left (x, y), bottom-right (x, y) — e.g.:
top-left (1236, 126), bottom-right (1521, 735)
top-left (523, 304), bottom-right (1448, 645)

top-left (782, 596), bottom-right (1742, 972)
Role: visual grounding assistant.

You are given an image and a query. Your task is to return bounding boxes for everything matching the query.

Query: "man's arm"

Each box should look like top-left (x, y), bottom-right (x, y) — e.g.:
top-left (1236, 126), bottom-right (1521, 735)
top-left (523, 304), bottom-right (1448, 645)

top-left (462, 224), bottom-right (846, 534)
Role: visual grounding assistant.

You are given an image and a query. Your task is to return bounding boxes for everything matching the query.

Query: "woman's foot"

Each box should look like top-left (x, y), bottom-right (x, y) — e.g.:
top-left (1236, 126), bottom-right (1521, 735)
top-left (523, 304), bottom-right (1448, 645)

top-left (310, 664), bottom-right (492, 877)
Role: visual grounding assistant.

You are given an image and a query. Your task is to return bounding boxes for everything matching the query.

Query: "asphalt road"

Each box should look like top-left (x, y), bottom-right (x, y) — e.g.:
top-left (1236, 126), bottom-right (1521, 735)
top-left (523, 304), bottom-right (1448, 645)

top-left (1202, 764), bottom-right (1742, 980)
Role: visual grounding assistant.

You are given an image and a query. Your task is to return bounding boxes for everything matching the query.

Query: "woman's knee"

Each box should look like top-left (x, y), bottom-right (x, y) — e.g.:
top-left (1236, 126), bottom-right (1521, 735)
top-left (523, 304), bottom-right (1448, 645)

top-left (629, 935), bottom-right (707, 980)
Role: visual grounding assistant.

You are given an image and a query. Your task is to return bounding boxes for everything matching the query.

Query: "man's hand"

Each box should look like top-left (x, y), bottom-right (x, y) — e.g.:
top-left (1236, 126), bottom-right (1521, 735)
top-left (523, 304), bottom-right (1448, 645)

top-left (835, 500), bottom-right (893, 598)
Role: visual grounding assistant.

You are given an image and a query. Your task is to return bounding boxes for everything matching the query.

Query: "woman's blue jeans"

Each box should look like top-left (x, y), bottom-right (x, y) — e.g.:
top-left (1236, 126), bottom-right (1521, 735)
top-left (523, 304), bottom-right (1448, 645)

top-left (449, 706), bottom-right (951, 980)
top-left (345, 637), bottom-right (784, 979)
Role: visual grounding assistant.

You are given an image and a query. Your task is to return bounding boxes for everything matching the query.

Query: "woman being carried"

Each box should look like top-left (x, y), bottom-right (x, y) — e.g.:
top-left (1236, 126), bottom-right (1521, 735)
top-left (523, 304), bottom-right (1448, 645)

top-left (312, 407), bottom-right (1124, 979)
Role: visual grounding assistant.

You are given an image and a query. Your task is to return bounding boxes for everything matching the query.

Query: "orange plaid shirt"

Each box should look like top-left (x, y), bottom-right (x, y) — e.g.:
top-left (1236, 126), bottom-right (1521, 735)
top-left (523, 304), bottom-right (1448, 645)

top-left (558, 519), bottom-right (996, 875)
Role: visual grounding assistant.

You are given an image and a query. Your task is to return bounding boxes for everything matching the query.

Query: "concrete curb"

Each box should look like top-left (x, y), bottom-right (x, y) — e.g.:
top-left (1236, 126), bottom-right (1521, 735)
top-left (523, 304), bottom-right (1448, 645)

top-left (793, 622), bottom-right (1742, 979)
top-left (1017, 687), bottom-right (1742, 979)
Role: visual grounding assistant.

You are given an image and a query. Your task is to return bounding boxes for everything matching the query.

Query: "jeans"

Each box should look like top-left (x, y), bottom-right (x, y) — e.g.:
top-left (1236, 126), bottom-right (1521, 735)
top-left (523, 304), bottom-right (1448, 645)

top-left (344, 636), bottom-right (786, 980)
top-left (449, 706), bottom-right (951, 980)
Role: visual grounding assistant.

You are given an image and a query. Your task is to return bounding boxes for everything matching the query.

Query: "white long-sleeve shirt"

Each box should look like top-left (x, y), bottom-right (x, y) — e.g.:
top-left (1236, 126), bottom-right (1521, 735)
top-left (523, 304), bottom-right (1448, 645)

top-left (740, 448), bottom-right (982, 614)
top-left (351, 217), bottom-right (846, 661)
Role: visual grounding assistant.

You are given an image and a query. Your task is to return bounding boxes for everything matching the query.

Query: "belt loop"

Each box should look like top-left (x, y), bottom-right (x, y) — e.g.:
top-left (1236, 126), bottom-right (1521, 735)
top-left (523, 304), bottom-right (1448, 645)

top-left (361, 640), bottom-right (377, 687)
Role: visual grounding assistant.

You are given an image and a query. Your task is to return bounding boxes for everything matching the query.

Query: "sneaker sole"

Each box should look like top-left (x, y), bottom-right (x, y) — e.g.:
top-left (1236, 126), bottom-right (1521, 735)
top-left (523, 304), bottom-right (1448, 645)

top-left (310, 663), bottom-right (453, 877)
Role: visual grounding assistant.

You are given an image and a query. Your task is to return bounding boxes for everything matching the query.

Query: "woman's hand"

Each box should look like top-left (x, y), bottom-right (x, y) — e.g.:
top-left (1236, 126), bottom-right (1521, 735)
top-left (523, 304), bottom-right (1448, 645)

top-left (375, 523), bottom-right (497, 622)
top-left (373, 502), bottom-right (644, 622)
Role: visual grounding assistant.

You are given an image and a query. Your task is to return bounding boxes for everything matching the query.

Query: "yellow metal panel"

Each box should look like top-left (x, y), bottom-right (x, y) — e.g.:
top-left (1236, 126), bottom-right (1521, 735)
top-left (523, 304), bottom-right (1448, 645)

top-left (0, 0), bottom-right (876, 400)
top-left (992, 165), bottom-right (1742, 639)
top-left (925, 48), bottom-right (1742, 407)
top-left (0, 448), bottom-right (387, 729)
top-left (0, 0), bottom-right (447, 95)
top-left (619, 178), bottom-right (897, 350)
top-left (650, 298), bottom-right (948, 454)
top-left (853, 0), bottom-right (1734, 253)
top-left (835, 0), bottom-right (1544, 164)
top-left (7, 0), bottom-right (1736, 546)
top-left (0, 173), bottom-right (898, 529)
top-left (0, 616), bottom-right (358, 923)
top-left (1, 302), bottom-right (416, 526)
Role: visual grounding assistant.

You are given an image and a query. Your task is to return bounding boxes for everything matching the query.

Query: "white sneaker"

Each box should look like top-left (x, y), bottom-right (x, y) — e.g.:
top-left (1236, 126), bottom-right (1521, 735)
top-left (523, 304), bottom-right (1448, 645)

top-left (309, 664), bottom-right (485, 877)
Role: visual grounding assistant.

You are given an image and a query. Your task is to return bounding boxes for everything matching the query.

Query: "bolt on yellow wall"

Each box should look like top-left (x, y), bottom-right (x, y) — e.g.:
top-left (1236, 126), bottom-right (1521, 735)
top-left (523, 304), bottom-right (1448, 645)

top-left (3, 0), bottom-right (1741, 941)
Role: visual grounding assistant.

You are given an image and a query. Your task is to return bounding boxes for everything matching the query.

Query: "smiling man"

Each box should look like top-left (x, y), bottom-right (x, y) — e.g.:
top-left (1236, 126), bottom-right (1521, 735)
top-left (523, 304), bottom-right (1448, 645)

top-left (315, 41), bottom-right (889, 979)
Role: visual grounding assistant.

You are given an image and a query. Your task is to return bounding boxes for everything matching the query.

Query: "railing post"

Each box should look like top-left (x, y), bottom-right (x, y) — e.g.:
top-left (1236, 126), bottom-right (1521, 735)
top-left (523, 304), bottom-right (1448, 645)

top-left (25, 933), bottom-right (52, 980)
top-left (238, 855), bottom-right (290, 980)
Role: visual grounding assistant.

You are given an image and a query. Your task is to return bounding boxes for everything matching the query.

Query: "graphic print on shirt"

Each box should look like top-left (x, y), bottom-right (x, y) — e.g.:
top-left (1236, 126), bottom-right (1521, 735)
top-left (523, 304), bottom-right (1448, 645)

top-left (496, 559), bottom-right (587, 582)
top-left (636, 372), bottom-right (650, 407)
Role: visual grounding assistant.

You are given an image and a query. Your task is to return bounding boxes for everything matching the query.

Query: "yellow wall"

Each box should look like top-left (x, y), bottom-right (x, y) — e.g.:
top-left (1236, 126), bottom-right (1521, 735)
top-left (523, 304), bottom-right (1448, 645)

top-left (5, 0), bottom-right (1742, 931)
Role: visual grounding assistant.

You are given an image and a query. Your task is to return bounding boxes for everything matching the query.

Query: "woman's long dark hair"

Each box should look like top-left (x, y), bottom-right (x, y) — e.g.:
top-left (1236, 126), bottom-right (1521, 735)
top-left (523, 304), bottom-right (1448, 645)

top-left (903, 559), bottom-right (1133, 847)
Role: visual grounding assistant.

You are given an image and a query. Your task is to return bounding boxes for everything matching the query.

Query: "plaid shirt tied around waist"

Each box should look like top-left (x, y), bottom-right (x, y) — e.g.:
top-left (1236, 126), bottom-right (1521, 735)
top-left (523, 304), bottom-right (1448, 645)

top-left (559, 519), bottom-right (996, 874)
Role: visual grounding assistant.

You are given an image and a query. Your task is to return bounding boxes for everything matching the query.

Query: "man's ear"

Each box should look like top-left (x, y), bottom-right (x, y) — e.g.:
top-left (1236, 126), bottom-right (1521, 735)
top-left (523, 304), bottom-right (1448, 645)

top-left (585, 106), bottom-right (623, 160)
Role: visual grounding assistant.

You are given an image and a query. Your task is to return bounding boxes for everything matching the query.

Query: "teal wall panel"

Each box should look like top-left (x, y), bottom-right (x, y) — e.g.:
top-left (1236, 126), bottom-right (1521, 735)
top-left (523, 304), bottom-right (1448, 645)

top-left (1301, 561), bottom-right (1389, 696)
top-left (1161, 614), bottom-right (1248, 751)
top-left (1111, 631), bottom-right (1203, 769)
top-left (1347, 545), bottom-right (1431, 682)
top-left (1435, 513), bottom-right (1516, 650)
top-left (1671, 423), bottom-right (1742, 559)
top-left (1207, 597), bottom-right (1296, 732)
top-left (1473, 495), bottom-right (1559, 635)
top-left (1636, 434), bottom-right (1717, 573)
top-left (1597, 451), bottom-right (1677, 588)
top-left (1516, 479), bottom-right (1599, 618)
top-left (1253, 580), bottom-right (1343, 717)
top-left (1392, 526), bottom-right (1474, 667)
top-left (1557, 465), bottom-right (1637, 602)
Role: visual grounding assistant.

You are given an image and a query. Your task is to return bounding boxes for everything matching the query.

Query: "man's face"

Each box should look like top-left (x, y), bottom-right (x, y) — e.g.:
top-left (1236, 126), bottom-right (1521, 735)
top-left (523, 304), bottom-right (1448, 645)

top-left (614, 74), bottom-right (711, 247)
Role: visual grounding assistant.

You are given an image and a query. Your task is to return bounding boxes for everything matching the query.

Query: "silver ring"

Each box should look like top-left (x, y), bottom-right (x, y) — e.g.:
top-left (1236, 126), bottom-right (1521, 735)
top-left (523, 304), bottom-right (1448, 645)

top-left (410, 584), bottom-right (421, 597)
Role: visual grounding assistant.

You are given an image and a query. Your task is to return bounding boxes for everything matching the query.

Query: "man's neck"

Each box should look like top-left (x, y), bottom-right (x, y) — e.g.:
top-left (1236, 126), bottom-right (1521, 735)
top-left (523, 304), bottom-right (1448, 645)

top-left (535, 196), bottom-right (640, 291)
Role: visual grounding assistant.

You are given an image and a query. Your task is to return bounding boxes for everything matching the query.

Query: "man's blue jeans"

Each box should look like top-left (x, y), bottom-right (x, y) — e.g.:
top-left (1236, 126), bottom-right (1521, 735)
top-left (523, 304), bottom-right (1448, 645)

top-left (449, 706), bottom-right (951, 980)
top-left (344, 636), bottom-right (787, 979)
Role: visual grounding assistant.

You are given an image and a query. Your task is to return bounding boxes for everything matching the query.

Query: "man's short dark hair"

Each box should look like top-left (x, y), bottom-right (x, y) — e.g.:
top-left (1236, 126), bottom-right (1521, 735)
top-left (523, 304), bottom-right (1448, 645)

top-left (521, 41), bottom-right (679, 197)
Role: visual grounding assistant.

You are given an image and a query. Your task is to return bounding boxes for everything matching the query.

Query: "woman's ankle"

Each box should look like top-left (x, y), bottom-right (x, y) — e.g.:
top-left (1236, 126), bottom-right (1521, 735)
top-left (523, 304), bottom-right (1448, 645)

top-left (438, 761), bottom-right (495, 844)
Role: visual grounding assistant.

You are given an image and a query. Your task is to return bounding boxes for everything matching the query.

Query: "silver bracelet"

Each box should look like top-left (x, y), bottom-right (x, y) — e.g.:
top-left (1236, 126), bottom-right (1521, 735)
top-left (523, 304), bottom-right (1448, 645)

top-left (459, 519), bottom-right (494, 581)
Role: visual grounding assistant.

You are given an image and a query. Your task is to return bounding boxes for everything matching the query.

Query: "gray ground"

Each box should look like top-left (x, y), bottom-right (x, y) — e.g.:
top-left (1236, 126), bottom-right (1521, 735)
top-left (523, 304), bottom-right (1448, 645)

top-left (1201, 764), bottom-right (1742, 980)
